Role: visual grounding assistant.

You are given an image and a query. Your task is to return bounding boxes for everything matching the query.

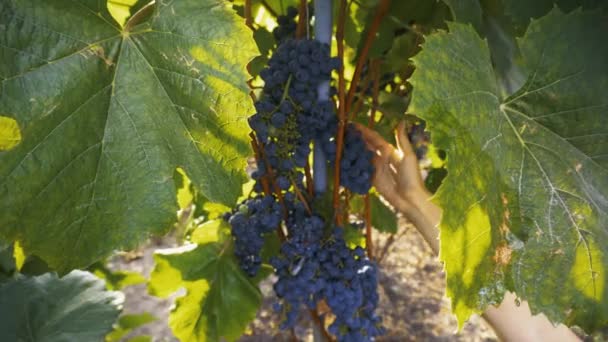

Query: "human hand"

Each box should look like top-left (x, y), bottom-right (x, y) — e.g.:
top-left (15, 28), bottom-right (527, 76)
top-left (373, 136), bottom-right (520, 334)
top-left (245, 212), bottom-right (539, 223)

top-left (354, 121), bottom-right (441, 253)
top-left (354, 121), bottom-right (430, 218)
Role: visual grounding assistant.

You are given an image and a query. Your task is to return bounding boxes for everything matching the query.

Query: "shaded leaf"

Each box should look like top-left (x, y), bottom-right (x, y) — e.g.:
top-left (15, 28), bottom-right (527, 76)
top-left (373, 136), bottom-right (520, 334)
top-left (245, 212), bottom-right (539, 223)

top-left (503, 0), bottom-right (608, 34)
top-left (0, 0), bottom-right (256, 272)
top-left (0, 270), bottom-right (123, 341)
top-left (350, 193), bottom-right (397, 234)
top-left (443, 0), bottom-right (526, 95)
top-left (410, 10), bottom-right (608, 331)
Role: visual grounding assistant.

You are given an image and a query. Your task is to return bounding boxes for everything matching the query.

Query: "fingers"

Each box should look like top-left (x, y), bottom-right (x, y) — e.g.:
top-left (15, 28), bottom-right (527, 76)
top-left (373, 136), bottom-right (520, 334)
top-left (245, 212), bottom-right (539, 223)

top-left (353, 122), bottom-right (388, 151)
top-left (395, 121), bottom-right (415, 157)
top-left (354, 122), bottom-right (402, 166)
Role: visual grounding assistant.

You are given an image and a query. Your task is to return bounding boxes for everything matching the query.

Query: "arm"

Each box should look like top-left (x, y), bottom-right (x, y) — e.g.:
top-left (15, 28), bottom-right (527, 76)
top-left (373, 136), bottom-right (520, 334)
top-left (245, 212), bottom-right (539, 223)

top-left (356, 122), bottom-right (580, 342)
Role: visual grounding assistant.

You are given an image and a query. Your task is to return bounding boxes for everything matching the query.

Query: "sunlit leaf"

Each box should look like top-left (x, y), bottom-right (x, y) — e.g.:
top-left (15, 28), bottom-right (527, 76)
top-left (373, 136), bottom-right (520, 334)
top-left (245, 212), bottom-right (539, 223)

top-left (106, 313), bottom-right (157, 342)
top-left (149, 242), bottom-right (262, 341)
top-left (0, 0), bottom-right (256, 272)
top-left (410, 9), bottom-right (608, 330)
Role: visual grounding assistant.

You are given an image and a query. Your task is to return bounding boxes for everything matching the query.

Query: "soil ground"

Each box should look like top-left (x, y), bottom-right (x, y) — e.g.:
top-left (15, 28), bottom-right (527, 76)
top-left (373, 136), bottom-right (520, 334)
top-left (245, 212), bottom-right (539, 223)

top-left (110, 222), bottom-right (498, 341)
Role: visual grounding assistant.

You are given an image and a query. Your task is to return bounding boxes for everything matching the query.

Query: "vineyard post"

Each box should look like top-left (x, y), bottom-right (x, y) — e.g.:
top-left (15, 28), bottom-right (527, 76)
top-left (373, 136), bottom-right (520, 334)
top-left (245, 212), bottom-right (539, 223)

top-left (312, 0), bottom-right (332, 194)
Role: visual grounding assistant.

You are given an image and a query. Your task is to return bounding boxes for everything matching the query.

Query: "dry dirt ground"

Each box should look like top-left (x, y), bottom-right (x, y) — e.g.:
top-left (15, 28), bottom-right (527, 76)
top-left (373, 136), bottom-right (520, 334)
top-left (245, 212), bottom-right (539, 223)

top-left (110, 223), bottom-right (497, 341)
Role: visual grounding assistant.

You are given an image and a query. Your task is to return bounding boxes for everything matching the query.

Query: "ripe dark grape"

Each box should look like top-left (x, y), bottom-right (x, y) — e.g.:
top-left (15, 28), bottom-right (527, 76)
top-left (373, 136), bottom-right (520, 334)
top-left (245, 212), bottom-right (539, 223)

top-left (339, 125), bottom-right (375, 194)
top-left (407, 121), bottom-right (430, 160)
top-left (224, 195), bottom-right (282, 277)
top-left (322, 124), bottom-right (375, 194)
top-left (272, 6), bottom-right (305, 43)
top-left (248, 39), bottom-right (339, 192)
top-left (271, 223), bottom-right (384, 340)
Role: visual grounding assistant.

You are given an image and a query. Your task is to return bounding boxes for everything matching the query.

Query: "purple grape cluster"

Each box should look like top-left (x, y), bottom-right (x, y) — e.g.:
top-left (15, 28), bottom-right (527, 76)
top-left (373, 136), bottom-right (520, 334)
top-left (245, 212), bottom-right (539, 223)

top-left (271, 224), bottom-right (384, 340)
top-left (408, 121), bottom-right (430, 160)
top-left (338, 125), bottom-right (375, 194)
top-left (321, 228), bottom-right (384, 340)
top-left (322, 124), bottom-right (375, 194)
top-left (273, 7), bottom-right (298, 43)
top-left (248, 39), bottom-right (339, 194)
top-left (226, 32), bottom-right (383, 340)
top-left (224, 195), bottom-right (282, 277)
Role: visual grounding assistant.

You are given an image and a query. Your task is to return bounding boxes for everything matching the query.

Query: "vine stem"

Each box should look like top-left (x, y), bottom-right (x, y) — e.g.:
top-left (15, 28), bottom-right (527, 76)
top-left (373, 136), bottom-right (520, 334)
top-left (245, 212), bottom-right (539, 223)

top-left (332, 0), bottom-right (348, 226)
top-left (348, 72), bottom-right (371, 121)
top-left (344, 0), bottom-right (391, 114)
top-left (304, 161), bottom-right (314, 196)
top-left (364, 59), bottom-right (381, 259)
top-left (296, 0), bottom-right (308, 39)
top-left (244, 0), bottom-right (253, 28)
top-left (124, 2), bottom-right (155, 31)
top-left (249, 133), bottom-right (287, 241)
top-left (260, 0), bottom-right (279, 17)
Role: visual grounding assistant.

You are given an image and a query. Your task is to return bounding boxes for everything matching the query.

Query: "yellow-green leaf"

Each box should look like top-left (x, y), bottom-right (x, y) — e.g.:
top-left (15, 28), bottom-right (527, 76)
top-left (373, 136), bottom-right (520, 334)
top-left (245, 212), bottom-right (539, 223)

top-left (0, 116), bottom-right (21, 151)
top-left (149, 242), bottom-right (262, 341)
top-left (410, 9), bottom-right (608, 331)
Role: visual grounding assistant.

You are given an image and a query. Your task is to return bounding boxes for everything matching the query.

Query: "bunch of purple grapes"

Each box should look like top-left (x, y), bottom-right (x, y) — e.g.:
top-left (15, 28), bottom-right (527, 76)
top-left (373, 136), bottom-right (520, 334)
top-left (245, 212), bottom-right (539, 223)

top-left (224, 30), bottom-right (383, 339)
top-left (224, 195), bottom-right (282, 276)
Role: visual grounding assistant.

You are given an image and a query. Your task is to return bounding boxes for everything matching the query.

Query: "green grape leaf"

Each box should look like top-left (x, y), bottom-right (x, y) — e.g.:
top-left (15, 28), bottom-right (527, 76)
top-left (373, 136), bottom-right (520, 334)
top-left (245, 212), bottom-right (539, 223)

top-left (0, 241), bottom-right (16, 279)
top-left (350, 194), bottom-right (397, 234)
top-left (0, 116), bottom-right (21, 151)
top-left (0, 270), bottom-right (123, 341)
top-left (369, 194), bottom-right (397, 234)
top-left (106, 313), bottom-right (157, 342)
top-left (90, 262), bottom-right (146, 291)
top-left (409, 10), bottom-right (608, 331)
top-left (107, 0), bottom-right (151, 27)
top-left (253, 27), bottom-right (275, 56)
top-left (190, 219), bottom-right (231, 245)
top-left (0, 0), bottom-right (256, 272)
top-left (443, 0), bottom-right (526, 95)
top-left (442, 0), bottom-right (483, 32)
top-left (148, 242), bottom-right (262, 341)
top-left (384, 31), bottom-right (420, 73)
top-left (502, 0), bottom-right (608, 34)
top-left (354, 0), bottom-right (450, 59)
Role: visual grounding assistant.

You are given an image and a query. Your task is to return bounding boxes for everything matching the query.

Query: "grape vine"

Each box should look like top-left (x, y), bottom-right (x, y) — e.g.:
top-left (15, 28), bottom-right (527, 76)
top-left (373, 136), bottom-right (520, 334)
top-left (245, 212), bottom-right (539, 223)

top-left (223, 5), bottom-right (384, 340)
top-left (2, 0), bottom-right (607, 340)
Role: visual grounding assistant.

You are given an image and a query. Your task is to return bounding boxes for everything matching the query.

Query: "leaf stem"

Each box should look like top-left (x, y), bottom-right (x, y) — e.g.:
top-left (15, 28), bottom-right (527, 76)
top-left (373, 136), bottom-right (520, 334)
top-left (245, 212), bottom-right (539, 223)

top-left (364, 196), bottom-right (373, 259)
top-left (363, 59), bottom-right (381, 259)
top-left (304, 161), bottom-right (314, 197)
top-left (296, 0), bottom-right (308, 39)
top-left (245, 0), bottom-right (254, 28)
top-left (124, 2), bottom-right (155, 31)
top-left (344, 0), bottom-right (391, 114)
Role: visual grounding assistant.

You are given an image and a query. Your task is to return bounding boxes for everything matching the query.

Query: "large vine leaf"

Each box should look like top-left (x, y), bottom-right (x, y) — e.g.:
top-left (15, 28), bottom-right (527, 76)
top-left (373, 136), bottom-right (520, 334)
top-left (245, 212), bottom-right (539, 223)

top-left (0, 270), bottom-right (123, 341)
top-left (0, 0), bottom-right (256, 272)
top-left (107, 0), bottom-right (151, 27)
top-left (148, 239), bottom-right (263, 341)
top-left (502, 0), bottom-right (608, 34)
top-left (409, 9), bottom-right (608, 331)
